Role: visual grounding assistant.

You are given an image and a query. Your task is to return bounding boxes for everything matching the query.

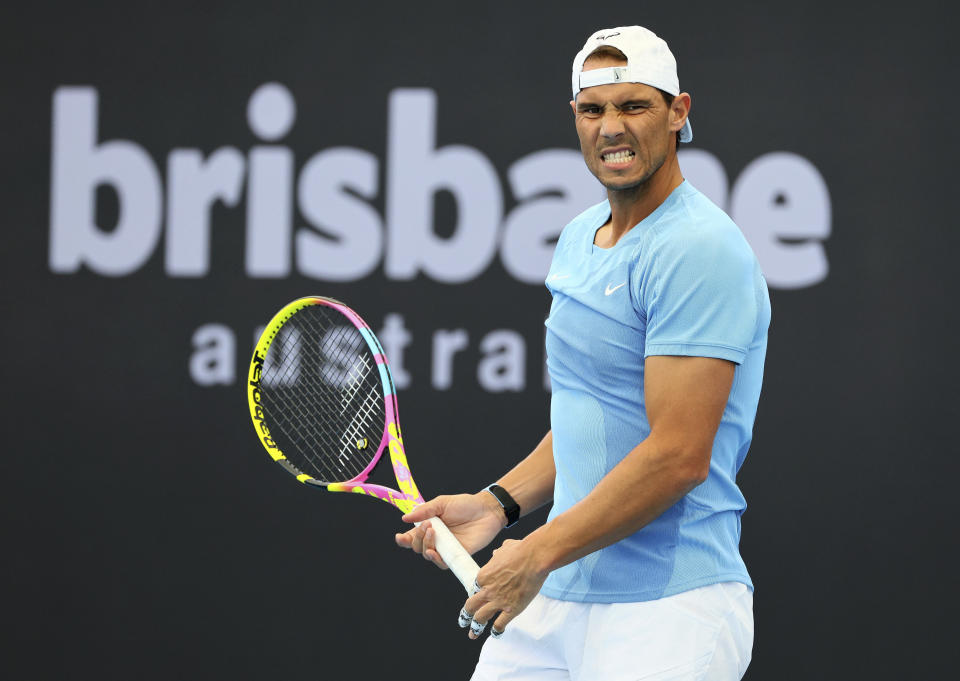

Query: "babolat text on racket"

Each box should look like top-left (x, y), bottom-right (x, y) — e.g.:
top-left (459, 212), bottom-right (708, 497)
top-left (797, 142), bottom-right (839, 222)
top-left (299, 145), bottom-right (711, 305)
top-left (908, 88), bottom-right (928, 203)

top-left (247, 296), bottom-right (480, 592)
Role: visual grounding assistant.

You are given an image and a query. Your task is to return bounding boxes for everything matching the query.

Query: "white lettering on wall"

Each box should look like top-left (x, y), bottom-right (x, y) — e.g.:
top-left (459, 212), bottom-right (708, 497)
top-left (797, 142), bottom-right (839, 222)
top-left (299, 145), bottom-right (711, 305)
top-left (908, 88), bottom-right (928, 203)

top-left (477, 330), bottom-right (526, 392)
top-left (190, 324), bottom-right (235, 385)
top-left (501, 150), bottom-right (604, 284)
top-left (378, 314), bottom-right (413, 389)
top-left (50, 85), bottom-right (831, 289)
top-left (728, 152), bottom-right (831, 289)
top-left (385, 89), bottom-right (502, 283)
top-left (432, 329), bottom-right (469, 390)
top-left (297, 147), bottom-right (382, 281)
top-left (677, 148), bottom-right (728, 210)
top-left (165, 148), bottom-right (244, 276)
top-left (50, 87), bottom-right (162, 275)
top-left (246, 83), bottom-right (296, 277)
top-left (194, 319), bottom-right (547, 393)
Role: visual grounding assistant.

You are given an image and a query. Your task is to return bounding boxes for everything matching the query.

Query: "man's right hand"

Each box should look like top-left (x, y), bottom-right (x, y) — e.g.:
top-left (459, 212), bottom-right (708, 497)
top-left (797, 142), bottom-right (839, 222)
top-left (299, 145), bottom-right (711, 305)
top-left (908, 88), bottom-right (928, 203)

top-left (396, 492), bottom-right (506, 570)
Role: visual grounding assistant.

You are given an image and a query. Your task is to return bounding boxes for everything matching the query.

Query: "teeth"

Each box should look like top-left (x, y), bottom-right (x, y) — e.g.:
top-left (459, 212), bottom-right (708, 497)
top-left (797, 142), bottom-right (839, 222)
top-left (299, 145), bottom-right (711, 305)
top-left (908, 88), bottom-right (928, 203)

top-left (603, 150), bottom-right (635, 163)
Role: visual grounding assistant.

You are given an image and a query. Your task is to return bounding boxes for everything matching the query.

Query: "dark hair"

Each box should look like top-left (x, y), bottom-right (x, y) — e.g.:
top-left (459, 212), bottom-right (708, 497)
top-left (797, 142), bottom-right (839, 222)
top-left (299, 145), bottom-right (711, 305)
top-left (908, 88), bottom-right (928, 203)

top-left (583, 47), bottom-right (682, 149)
top-left (584, 45), bottom-right (629, 63)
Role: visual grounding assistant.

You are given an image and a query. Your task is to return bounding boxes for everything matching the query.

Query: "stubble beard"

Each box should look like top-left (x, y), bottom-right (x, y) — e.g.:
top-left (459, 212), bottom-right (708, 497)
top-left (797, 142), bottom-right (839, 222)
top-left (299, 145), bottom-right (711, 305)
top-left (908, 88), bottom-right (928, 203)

top-left (593, 149), bottom-right (667, 198)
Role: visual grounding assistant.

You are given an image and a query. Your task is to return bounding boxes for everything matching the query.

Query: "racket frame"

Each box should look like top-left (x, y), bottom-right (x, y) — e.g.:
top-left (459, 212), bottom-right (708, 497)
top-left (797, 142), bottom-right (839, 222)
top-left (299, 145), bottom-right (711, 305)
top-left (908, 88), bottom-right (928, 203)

top-left (248, 296), bottom-right (480, 591)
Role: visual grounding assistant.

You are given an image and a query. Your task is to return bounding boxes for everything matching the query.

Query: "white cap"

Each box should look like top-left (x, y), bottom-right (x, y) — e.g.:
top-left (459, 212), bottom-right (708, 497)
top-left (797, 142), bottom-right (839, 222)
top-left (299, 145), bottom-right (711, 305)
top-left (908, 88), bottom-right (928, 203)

top-left (571, 26), bottom-right (693, 143)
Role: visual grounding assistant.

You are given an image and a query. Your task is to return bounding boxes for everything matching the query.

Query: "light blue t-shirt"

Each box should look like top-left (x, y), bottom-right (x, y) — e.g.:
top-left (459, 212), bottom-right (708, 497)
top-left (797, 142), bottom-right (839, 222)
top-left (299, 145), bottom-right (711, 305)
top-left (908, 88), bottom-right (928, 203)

top-left (541, 181), bottom-right (770, 603)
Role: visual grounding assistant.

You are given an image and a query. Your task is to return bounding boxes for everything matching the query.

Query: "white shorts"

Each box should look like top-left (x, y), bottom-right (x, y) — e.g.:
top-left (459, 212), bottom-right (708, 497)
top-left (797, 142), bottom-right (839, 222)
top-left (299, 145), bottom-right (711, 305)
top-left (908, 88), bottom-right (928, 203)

top-left (470, 582), bottom-right (753, 681)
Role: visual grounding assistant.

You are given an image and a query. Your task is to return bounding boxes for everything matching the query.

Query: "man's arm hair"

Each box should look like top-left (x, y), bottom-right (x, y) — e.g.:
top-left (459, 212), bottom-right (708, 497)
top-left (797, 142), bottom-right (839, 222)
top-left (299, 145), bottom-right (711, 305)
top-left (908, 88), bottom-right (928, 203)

top-left (494, 431), bottom-right (556, 519)
top-left (518, 355), bottom-right (734, 573)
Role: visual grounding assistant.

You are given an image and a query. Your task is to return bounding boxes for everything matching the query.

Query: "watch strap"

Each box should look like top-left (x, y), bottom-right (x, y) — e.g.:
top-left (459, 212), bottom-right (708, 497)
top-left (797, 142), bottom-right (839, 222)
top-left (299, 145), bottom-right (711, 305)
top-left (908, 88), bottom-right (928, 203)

top-left (485, 484), bottom-right (520, 528)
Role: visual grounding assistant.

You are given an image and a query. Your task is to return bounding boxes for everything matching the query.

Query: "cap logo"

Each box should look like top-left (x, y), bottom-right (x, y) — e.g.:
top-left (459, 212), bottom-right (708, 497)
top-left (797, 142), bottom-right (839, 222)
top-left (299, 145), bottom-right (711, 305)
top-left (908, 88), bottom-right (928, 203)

top-left (596, 32), bottom-right (620, 40)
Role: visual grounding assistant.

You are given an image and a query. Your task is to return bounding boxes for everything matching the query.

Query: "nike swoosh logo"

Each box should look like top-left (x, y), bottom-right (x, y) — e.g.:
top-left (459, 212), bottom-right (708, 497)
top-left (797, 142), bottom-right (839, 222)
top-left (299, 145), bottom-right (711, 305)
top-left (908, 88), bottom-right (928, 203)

top-left (549, 273), bottom-right (570, 280)
top-left (605, 282), bottom-right (626, 295)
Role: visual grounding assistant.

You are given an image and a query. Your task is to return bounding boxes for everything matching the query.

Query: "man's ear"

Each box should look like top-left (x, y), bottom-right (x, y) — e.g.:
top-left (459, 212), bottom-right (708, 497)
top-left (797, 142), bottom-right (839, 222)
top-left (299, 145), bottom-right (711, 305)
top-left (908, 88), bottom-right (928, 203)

top-left (670, 93), bottom-right (692, 133)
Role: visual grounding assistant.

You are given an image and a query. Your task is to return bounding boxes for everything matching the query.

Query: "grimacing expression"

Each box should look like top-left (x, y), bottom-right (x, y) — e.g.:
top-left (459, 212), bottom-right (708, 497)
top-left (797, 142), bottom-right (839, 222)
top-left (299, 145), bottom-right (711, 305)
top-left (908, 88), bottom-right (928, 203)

top-left (572, 58), bottom-right (679, 191)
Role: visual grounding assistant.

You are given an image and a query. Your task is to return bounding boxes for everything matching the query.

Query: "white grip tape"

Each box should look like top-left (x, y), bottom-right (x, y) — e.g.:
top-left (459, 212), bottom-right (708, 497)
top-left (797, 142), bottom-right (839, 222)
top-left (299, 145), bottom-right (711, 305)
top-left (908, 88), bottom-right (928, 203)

top-left (415, 516), bottom-right (481, 593)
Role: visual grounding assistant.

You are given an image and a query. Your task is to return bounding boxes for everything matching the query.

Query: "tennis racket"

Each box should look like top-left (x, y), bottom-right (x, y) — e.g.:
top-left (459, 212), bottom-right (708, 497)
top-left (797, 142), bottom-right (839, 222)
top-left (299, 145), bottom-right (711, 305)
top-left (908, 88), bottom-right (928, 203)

top-left (247, 296), bottom-right (480, 592)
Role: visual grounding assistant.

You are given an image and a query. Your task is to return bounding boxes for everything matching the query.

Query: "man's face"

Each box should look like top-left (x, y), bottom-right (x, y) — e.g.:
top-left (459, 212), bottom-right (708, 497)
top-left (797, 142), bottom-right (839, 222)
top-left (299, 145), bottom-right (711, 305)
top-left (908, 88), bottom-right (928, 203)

top-left (571, 56), bottom-right (679, 191)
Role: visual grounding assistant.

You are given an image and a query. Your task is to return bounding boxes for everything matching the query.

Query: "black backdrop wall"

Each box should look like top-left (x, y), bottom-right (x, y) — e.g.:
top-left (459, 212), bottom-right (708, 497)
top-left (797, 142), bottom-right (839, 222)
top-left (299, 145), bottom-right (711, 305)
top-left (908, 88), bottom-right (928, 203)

top-left (3, 2), bottom-right (955, 679)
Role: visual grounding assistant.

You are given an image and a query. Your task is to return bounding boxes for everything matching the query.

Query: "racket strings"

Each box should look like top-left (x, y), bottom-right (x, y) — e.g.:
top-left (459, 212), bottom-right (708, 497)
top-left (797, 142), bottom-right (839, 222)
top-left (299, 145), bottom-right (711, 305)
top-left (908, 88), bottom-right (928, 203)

top-left (275, 329), bottom-right (379, 481)
top-left (266, 328), bottom-right (378, 482)
top-left (283, 356), bottom-right (376, 480)
top-left (259, 306), bottom-right (386, 483)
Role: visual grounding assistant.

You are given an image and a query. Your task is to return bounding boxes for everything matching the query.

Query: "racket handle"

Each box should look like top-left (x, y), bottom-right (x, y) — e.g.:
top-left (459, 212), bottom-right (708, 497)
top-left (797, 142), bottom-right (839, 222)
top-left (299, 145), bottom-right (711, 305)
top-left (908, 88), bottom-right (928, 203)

top-left (417, 516), bottom-right (481, 594)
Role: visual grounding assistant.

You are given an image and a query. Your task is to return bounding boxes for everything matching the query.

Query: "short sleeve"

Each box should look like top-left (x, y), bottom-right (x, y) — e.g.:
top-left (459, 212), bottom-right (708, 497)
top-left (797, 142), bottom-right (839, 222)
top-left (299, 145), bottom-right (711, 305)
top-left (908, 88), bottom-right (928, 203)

top-left (640, 228), bottom-right (759, 364)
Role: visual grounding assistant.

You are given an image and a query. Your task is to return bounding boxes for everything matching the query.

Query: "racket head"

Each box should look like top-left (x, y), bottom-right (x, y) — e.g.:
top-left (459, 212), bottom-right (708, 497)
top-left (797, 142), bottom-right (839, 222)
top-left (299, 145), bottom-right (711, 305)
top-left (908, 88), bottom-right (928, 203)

top-left (248, 297), bottom-right (422, 511)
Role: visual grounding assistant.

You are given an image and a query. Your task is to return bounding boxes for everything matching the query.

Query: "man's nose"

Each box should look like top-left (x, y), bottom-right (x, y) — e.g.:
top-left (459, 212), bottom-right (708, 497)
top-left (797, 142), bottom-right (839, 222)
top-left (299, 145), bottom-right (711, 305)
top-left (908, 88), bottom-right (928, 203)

top-left (599, 110), bottom-right (625, 139)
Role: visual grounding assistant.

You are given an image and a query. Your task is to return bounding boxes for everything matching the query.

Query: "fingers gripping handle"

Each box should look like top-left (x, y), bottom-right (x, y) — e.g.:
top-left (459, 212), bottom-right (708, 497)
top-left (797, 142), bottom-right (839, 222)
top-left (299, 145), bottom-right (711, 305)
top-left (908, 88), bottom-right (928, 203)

top-left (417, 516), bottom-right (480, 594)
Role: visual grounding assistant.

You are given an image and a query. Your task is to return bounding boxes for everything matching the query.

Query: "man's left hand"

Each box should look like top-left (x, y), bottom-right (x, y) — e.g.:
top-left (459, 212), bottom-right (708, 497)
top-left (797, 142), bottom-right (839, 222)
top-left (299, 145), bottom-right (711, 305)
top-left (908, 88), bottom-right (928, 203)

top-left (459, 537), bottom-right (549, 639)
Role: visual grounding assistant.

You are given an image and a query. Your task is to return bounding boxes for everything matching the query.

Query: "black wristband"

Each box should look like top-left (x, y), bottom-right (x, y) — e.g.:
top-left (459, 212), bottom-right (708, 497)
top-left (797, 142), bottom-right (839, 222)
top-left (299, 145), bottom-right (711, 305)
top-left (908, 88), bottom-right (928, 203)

top-left (485, 484), bottom-right (520, 528)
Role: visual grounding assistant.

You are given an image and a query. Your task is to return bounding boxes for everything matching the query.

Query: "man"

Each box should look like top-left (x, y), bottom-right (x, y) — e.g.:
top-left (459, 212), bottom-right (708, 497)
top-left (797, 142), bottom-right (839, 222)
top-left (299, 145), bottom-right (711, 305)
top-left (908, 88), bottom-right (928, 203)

top-left (397, 25), bottom-right (769, 680)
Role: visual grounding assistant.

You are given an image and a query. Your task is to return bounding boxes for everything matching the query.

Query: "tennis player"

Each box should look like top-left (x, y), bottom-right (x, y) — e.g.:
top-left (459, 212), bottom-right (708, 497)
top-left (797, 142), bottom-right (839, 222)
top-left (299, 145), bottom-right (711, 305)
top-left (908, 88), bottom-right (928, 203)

top-left (397, 25), bottom-right (770, 680)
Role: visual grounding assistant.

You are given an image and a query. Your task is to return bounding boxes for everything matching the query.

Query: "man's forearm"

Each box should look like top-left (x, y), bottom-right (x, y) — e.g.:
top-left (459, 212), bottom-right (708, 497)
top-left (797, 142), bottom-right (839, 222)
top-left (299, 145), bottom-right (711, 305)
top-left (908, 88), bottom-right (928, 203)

top-left (493, 431), bottom-right (556, 519)
top-left (521, 431), bottom-right (707, 574)
top-left (521, 356), bottom-right (732, 575)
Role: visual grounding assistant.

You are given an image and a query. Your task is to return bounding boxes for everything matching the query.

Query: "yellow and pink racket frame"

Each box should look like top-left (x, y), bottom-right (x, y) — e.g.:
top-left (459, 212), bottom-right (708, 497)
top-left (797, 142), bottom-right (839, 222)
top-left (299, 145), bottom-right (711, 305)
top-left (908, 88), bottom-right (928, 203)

top-left (248, 296), bottom-right (481, 592)
top-left (247, 296), bottom-right (424, 515)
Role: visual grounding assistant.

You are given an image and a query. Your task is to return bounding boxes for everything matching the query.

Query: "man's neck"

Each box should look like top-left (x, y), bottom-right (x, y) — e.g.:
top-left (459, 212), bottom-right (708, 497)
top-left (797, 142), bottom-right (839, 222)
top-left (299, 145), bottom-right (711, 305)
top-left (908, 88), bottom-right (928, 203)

top-left (598, 156), bottom-right (684, 248)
